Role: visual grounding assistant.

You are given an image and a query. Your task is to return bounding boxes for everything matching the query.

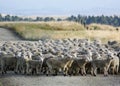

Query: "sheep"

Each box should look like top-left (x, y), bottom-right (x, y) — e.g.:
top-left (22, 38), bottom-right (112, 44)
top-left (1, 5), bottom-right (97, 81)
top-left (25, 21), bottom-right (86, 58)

top-left (26, 52), bottom-right (43, 75)
top-left (108, 41), bottom-right (118, 45)
top-left (92, 52), bottom-right (101, 60)
top-left (15, 56), bottom-right (27, 74)
top-left (0, 53), bottom-right (17, 74)
top-left (109, 53), bottom-right (119, 74)
top-left (68, 58), bottom-right (89, 76)
top-left (31, 52), bottom-right (42, 60)
top-left (117, 51), bottom-right (120, 58)
top-left (63, 59), bottom-right (74, 76)
top-left (15, 50), bottom-right (32, 74)
top-left (117, 51), bottom-right (120, 72)
top-left (46, 57), bottom-right (71, 76)
top-left (15, 51), bottom-right (26, 74)
top-left (26, 60), bottom-right (42, 75)
top-left (90, 56), bottom-right (114, 76)
top-left (41, 57), bottom-right (52, 74)
top-left (0, 39), bottom-right (119, 77)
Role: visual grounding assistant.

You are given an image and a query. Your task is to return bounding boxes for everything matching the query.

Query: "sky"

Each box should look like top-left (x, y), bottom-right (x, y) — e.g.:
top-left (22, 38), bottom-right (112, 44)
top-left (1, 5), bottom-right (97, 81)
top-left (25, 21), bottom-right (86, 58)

top-left (0, 0), bottom-right (120, 16)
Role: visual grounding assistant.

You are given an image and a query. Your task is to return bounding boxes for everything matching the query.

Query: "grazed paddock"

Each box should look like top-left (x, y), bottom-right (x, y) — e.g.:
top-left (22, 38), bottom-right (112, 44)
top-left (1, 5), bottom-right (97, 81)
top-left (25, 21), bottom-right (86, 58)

top-left (0, 22), bottom-right (120, 43)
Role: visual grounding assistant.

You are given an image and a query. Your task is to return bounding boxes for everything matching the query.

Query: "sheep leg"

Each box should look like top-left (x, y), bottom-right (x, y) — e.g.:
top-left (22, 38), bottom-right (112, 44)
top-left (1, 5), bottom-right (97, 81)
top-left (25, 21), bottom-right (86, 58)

top-left (63, 67), bottom-right (68, 76)
top-left (83, 67), bottom-right (86, 76)
top-left (93, 68), bottom-right (97, 76)
top-left (104, 67), bottom-right (108, 76)
top-left (81, 68), bottom-right (84, 76)
top-left (76, 68), bottom-right (80, 75)
top-left (1, 60), bottom-right (5, 75)
top-left (15, 60), bottom-right (19, 74)
top-left (111, 67), bottom-right (114, 75)
top-left (26, 62), bottom-right (30, 75)
top-left (115, 65), bottom-right (119, 74)
top-left (36, 67), bottom-right (39, 75)
top-left (91, 67), bottom-right (94, 76)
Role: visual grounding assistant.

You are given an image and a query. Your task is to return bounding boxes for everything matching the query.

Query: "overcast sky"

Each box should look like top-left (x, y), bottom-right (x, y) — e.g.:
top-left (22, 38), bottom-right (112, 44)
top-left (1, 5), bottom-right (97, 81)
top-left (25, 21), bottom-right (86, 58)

top-left (0, 0), bottom-right (120, 16)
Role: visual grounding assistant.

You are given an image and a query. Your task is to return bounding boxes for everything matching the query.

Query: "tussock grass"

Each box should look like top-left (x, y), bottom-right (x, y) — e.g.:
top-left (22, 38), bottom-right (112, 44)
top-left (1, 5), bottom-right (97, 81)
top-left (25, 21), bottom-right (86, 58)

top-left (0, 21), bottom-right (85, 40)
top-left (84, 30), bottom-right (120, 43)
top-left (88, 23), bottom-right (118, 30)
top-left (0, 21), bottom-right (120, 43)
top-left (45, 21), bottom-right (84, 30)
top-left (0, 21), bottom-right (84, 31)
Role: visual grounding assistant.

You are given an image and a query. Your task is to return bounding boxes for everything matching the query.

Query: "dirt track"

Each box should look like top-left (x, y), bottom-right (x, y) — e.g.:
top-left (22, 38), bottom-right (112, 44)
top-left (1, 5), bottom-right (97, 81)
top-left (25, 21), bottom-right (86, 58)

top-left (0, 28), bottom-right (120, 86)
top-left (0, 28), bottom-right (21, 41)
top-left (0, 72), bottom-right (120, 86)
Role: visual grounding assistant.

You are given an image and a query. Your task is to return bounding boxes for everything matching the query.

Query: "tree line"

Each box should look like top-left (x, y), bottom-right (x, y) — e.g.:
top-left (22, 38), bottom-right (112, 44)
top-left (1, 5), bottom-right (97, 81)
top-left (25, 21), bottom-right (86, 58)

top-left (66, 15), bottom-right (120, 26)
top-left (0, 14), bottom-right (60, 22)
top-left (0, 14), bottom-right (120, 26)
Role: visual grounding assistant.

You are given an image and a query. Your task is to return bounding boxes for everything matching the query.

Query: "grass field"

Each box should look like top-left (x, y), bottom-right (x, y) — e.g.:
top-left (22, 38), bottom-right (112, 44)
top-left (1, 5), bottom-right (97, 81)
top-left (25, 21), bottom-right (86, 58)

top-left (0, 21), bottom-right (120, 43)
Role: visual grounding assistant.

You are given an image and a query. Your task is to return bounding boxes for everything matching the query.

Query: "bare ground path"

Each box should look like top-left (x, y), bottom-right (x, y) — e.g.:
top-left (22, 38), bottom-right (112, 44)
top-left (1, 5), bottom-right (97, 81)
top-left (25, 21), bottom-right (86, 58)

top-left (0, 28), bottom-right (21, 41)
top-left (0, 72), bottom-right (120, 86)
top-left (0, 28), bottom-right (120, 86)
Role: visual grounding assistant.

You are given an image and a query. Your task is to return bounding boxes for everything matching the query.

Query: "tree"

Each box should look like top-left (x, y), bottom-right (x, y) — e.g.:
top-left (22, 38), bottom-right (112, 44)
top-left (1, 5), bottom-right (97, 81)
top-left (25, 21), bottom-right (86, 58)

top-left (71, 14), bottom-right (120, 27)
top-left (77, 14), bottom-right (82, 22)
top-left (57, 18), bottom-right (62, 21)
top-left (5, 15), bottom-right (11, 21)
top-left (44, 17), bottom-right (55, 21)
top-left (36, 17), bottom-right (43, 21)
top-left (50, 17), bottom-right (55, 21)
top-left (0, 14), bottom-right (2, 21)
top-left (24, 18), bottom-right (29, 21)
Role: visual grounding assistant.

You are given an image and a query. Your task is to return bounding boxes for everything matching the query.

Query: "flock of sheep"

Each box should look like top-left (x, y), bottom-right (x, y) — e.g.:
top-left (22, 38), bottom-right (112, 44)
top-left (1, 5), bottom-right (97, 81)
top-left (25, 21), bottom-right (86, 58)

top-left (0, 39), bottom-right (120, 76)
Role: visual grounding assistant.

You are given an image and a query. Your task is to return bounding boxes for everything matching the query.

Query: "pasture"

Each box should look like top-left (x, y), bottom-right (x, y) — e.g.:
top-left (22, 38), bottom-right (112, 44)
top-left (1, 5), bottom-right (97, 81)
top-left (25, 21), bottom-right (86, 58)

top-left (0, 21), bottom-right (120, 43)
